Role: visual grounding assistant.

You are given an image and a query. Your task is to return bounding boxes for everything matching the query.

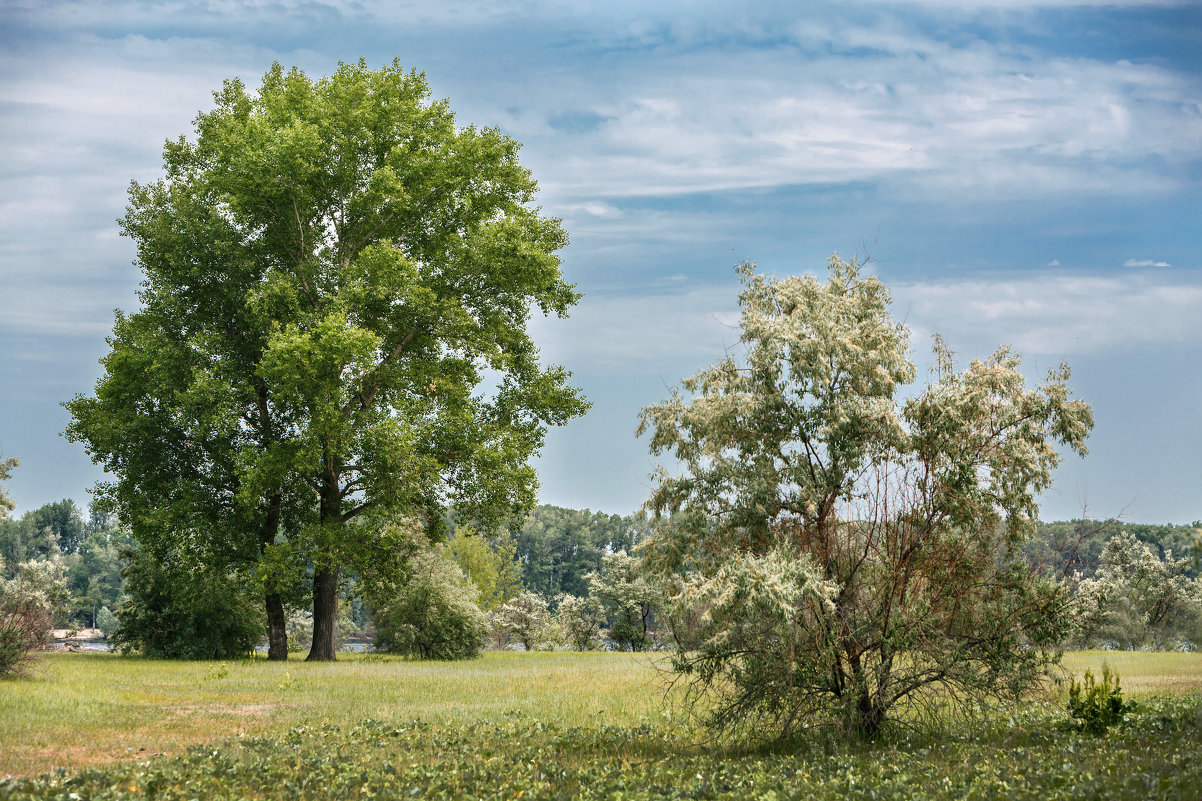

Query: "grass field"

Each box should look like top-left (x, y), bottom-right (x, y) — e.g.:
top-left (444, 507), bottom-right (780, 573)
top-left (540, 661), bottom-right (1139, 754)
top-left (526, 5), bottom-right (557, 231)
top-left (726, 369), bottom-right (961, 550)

top-left (1, 650), bottom-right (1200, 799)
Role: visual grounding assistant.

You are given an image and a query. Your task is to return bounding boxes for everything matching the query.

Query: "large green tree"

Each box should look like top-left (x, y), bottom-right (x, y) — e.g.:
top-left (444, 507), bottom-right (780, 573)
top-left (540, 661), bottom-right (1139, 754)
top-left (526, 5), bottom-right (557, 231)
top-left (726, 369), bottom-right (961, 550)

top-left (639, 256), bottom-right (1093, 741)
top-left (67, 60), bottom-right (587, 661)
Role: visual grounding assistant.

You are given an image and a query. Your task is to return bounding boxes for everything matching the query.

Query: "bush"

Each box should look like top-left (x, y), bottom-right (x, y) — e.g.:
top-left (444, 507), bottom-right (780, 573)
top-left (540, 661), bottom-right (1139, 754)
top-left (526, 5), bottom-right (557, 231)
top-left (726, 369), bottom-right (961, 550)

top-left (639, 258), bottom-right (1092, 742)
top-left (111, 549), bottom-right (265, 659)
top-left (0, 555), bottom-right (70, 677)
top-left (1067, 665), bottom-right (1130, 734)
top-left (95, 606), bottom-right (118, 639)
top-left (371, 547), bottom-right (487, 660)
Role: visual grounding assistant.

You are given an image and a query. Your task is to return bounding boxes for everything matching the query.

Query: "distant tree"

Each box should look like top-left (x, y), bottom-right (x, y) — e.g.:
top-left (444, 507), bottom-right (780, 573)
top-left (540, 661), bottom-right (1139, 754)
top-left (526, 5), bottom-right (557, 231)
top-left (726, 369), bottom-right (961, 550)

top-left (65, 529), bottom-right (129, 628)
top-left (495, 590), bottom-right (549, 651)
top-left (86, 506), bottom-right (116, 537)
top-left (0, 500), bottom-right (84, 566)
top-left (446, 525), bottom-right (523, 612)
top-left (1025, 520), bottom-right (1201, 580)
top-left (0, 453), bottom-right (17, 519)
top-left (1073, 531), bottom-right (1202, 649)
top-left (639, 257), bottom-right (1093, 741)
top-left (66, 60), bottom-right (587, 662)
top-left (555, 593), bottom-right (604, 651)
top-left (25, 500), bottom-right (85, 555)
top-left (515, 506), bottom-right (647, 597)
top-left (0, 518), bottom-right (33, 569)
top-left (586, 550), bottom-right (659, 651)
top-left (95, 606), bottom-right (118, 639)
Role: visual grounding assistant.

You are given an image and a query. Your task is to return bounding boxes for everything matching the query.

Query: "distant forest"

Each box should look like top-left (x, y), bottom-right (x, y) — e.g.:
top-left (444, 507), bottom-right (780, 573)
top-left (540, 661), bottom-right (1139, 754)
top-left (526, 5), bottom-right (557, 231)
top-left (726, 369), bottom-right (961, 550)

top-left (1, 498), bottom-right (1197, 630)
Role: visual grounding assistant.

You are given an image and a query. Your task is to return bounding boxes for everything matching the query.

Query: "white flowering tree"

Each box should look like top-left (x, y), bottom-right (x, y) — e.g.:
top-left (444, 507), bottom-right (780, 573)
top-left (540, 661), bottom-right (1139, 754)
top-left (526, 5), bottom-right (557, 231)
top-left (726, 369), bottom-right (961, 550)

top-left (495, 590), bottom-right (549, 650)
top-left (1073, 532), bottom-right (1202, 650)
top-left (585, 550), bottom-right (660, 651)
top-left (555, 593), bottom-right (605, 651)
top-left (638, 256), bottom-right (1093, 741)
top-left (1, 554), bottom-right (71, 676)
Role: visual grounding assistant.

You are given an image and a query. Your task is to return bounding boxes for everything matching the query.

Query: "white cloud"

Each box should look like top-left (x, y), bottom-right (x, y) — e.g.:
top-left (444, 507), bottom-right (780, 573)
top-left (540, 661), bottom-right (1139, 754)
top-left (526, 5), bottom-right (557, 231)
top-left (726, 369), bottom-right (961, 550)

top-left (561, 201), bottom-right (624, 219)
top-left (530, 270), bottom-right (1202, 381)
top-left (508, 35), bottom-right (1201, 205)
top-left (891, 272), bottom-right (1202, 357)
top-left (861, 0), bottom-right (1189, 7)
top-left (1123, 258), bottom-right (1172, 268)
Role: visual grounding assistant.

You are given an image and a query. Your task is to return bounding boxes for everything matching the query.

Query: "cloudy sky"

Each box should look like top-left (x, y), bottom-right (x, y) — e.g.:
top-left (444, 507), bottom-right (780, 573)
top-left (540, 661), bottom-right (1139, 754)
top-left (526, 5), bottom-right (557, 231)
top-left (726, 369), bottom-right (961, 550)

top-left (1, 0), bottom-right (1199, 524)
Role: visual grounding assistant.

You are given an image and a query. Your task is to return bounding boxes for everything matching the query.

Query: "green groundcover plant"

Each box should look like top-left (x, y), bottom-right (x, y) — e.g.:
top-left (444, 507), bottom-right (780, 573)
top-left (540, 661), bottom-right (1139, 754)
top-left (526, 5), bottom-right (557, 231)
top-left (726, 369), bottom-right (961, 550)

top-left (2, 694), bottom-right (1199, 801)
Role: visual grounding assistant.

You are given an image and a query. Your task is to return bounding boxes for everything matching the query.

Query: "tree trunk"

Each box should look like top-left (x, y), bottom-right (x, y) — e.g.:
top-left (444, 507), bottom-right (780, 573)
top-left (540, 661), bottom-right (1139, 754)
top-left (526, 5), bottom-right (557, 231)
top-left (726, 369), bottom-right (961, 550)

top-left (266, 592), bottom-right (288, 660)
top-left (308, 463), bottom-right (343, 662)
top-left (854, 688), bottom-right (884, 741)
top-left (307, 565), bottom-right (340, 661)
top-left (262, 490), bottom-right (289, 661)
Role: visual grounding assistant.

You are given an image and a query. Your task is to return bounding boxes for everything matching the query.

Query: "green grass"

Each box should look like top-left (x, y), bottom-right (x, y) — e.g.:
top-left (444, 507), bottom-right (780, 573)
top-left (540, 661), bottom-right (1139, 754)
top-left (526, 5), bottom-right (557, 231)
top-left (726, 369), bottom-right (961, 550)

top-left (0, 651), bottom-right (669, 777)
top-left (1, 651), bottom-right (1200, 799)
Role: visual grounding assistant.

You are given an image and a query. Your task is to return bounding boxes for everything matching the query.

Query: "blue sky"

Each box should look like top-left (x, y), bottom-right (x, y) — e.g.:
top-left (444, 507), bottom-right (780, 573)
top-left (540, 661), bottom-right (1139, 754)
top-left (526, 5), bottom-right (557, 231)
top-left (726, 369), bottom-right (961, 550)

top-left (0, 0), bottom-right (1199, 524)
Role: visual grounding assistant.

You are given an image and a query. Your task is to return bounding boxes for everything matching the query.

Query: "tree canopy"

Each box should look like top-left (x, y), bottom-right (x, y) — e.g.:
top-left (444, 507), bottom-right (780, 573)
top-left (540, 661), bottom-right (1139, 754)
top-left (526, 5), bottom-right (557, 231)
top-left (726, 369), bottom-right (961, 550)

top-left (514, 505), bottom-right (650, 598)
top-left (639, 256), bottom-right (1094, 741)
top-left (65, 60), bottom-right (587, 660)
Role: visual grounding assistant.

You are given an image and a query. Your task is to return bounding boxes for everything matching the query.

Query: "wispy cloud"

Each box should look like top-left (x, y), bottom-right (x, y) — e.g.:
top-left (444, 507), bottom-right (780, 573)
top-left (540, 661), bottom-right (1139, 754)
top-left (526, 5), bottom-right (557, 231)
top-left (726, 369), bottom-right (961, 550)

top-left (1123, 258), bottom-right (1172, 268)
top-left (531, 284), bottom-right (740, 372)
top-left (893, 272), bottom-right (1202, 358)
top-left (533, 269), bottom-right (1202, 375)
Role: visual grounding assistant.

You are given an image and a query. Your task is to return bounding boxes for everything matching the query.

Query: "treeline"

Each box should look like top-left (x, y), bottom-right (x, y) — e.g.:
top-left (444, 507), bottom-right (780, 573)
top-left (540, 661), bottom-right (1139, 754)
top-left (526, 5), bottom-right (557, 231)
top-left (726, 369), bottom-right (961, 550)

top-left (511, 505), bottom-right (656, 597)
top-left (0, 499), bottom-right (127, 631)
top-left (3, 492), bottom-right (1198, 659)
top-left (1024, 519), bottom-right (1199, 579)
top-left (0, 499), bottom-right (663, 654)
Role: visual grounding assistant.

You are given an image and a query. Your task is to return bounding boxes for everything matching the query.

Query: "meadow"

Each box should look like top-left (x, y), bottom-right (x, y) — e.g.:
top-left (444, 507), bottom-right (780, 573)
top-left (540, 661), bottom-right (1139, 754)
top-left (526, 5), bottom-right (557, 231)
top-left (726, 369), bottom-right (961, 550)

top-left (1, 651), bottom-right (1200, 799)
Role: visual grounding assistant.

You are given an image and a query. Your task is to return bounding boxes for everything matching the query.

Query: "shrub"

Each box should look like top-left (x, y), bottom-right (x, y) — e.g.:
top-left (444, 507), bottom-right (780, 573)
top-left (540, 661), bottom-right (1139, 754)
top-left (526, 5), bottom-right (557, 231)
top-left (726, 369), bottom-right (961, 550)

top-left (639, 258), bottom-right (1092, 742)
top-left (0, 555), bottom-right (70, 676)
top-left (371, 547), bottom-right (488, 660)
top-left (1067, 665), bottom-right (1130, 734)
top-left (111, 549), bottom-right (265, 659)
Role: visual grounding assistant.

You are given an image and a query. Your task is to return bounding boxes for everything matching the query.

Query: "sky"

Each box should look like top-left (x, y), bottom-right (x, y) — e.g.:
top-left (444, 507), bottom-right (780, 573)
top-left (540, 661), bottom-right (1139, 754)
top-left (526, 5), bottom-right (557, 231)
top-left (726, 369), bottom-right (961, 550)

top-left (0, 0), bottom-right (1199, 525)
